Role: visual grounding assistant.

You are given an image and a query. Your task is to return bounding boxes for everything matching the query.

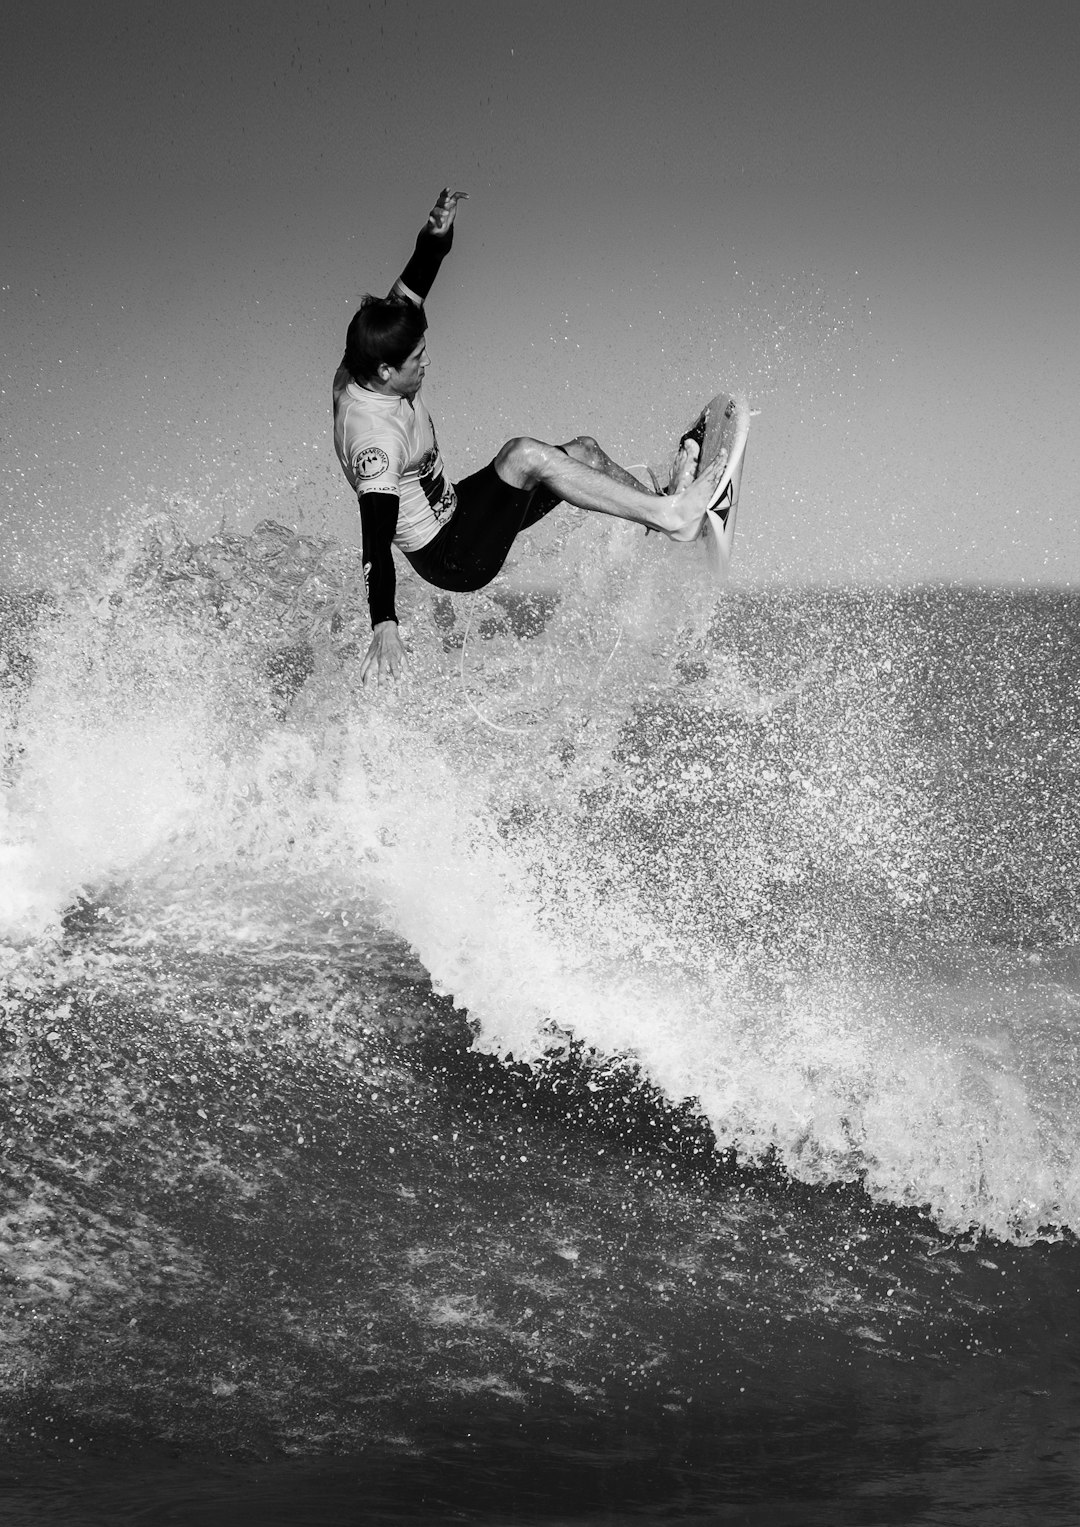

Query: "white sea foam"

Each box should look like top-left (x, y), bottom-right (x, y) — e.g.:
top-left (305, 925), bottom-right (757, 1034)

top-left (2, 522), bottom-right (1077, 1242)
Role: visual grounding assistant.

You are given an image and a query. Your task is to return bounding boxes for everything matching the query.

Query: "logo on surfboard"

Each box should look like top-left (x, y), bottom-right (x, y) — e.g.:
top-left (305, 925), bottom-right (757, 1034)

top-left (708, 479), bottom-right (734, 520)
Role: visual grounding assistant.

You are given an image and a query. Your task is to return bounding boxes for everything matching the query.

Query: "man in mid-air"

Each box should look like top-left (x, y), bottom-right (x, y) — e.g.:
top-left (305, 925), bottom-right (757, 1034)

top-left (333, 188), bottom-right (722, 683)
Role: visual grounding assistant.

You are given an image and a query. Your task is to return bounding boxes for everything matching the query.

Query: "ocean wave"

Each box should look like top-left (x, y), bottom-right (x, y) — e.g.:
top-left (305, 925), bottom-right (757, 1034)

top-left (2, 523), bottom-right (1079, 1240)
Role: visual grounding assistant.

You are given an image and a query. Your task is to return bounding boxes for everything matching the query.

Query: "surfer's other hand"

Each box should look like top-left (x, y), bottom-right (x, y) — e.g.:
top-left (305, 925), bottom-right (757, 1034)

top-left (360, 621), bottom-right (408, 686)
top-left (427, 188), bottom-right (468, 237)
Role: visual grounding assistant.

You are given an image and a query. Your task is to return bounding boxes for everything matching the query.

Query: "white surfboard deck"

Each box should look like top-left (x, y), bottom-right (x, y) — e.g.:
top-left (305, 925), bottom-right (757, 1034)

top-left (677, 392), bottom-right (751, 581)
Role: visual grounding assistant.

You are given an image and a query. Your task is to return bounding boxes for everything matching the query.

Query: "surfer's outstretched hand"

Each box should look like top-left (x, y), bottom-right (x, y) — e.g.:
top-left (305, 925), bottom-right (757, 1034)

top-left (427, 187), bottom-right (468, 238)
top-left (360, 621), bottom-right (408, 686)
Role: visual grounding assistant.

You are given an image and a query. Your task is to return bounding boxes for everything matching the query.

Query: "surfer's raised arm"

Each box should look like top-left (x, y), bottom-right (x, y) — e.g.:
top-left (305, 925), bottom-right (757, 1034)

top-left (388, 187), bottom-right (468, 306)
top-left (332, 190), bottom-right (468, 685)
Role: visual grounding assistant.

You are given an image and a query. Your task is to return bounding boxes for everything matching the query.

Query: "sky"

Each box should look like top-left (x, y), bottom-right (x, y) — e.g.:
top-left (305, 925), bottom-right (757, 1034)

top-left (2, 0), bottom-right (1078, 587)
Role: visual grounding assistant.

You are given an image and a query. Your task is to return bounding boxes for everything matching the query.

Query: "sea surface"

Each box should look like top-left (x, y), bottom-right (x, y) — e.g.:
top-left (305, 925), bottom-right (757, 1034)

top-left (1, 517), bottom-right (1078, 1524)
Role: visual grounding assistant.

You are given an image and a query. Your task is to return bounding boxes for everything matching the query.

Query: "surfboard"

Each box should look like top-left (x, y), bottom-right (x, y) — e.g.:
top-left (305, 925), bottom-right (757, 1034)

top-left (677, 392), bottom-right (751, 581)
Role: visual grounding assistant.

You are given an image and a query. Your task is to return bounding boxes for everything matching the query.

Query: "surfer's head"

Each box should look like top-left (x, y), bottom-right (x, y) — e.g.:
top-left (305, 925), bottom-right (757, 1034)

top-left (345, 296), bottom-right (428, 393)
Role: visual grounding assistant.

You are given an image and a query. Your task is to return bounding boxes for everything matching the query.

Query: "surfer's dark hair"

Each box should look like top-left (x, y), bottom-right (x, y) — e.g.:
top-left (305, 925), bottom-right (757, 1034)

top-left (344, 295), bottom-right (427, 381)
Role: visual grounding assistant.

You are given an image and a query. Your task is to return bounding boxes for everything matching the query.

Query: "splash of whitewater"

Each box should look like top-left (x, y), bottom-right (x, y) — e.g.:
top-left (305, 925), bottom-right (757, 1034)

top-left (2, 516), bottom-right (1079, 1242)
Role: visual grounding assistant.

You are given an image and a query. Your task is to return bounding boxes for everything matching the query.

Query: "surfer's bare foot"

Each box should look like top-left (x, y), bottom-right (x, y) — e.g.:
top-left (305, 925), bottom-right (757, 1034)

top-left (667, 437), bottom-right (699, 494)
top-left (662, 448), bottom-right (728, 541)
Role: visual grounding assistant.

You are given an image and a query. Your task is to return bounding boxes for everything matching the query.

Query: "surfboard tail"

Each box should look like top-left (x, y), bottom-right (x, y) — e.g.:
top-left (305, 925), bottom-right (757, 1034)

top-left (700, 507), bottom-right (732, 581)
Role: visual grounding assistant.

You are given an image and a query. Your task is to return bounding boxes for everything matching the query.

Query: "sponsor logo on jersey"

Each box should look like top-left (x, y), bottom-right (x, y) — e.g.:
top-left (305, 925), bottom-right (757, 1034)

top-left (355, 446), bottom-right (390, 481)
top-left (432, 483), bottom-right (457, 523)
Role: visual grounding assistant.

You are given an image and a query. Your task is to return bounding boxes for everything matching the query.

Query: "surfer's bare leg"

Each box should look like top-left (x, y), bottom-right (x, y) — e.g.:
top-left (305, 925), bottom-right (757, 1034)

top-left (560, 435), bottom-right (654, 494)
top-left (494, 436), bottom-right (723, 539)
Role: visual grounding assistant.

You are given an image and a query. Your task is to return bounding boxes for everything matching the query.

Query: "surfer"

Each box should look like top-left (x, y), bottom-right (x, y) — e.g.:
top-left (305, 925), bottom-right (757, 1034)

top-left (334, 188), bottom-right (718, 683)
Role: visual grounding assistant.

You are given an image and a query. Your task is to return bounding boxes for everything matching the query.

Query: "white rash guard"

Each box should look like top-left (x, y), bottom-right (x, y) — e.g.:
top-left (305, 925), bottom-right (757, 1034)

top-left (332, 378), bottom-right (457, 554)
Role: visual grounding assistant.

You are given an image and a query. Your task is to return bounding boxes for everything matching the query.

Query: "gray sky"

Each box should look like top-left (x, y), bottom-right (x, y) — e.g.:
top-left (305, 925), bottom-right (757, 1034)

top-left (2, 0), bottom-right (1078, 585)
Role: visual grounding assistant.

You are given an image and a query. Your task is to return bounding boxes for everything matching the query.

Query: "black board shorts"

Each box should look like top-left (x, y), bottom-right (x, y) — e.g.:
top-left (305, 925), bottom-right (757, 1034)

top-left (404, 460), bottom-right (560, 594)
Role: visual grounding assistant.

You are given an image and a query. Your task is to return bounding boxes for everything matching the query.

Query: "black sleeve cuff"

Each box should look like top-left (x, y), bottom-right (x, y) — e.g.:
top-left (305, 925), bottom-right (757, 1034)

top-left (358, 492), bottom-right (400, 627)
top-left (397, 226), bottom-right (454, 303)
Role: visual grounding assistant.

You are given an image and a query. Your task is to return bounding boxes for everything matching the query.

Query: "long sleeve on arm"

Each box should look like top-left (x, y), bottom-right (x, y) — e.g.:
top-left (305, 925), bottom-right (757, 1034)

top-left (390, 226), bottom-right (454, 305)
top-left (359, 492), bottom-right (400, 627)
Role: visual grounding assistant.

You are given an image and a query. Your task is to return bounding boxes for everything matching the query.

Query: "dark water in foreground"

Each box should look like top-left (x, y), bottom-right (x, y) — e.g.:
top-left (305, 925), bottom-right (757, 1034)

top-left (1, 524), bottom-right (1079, 1522)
